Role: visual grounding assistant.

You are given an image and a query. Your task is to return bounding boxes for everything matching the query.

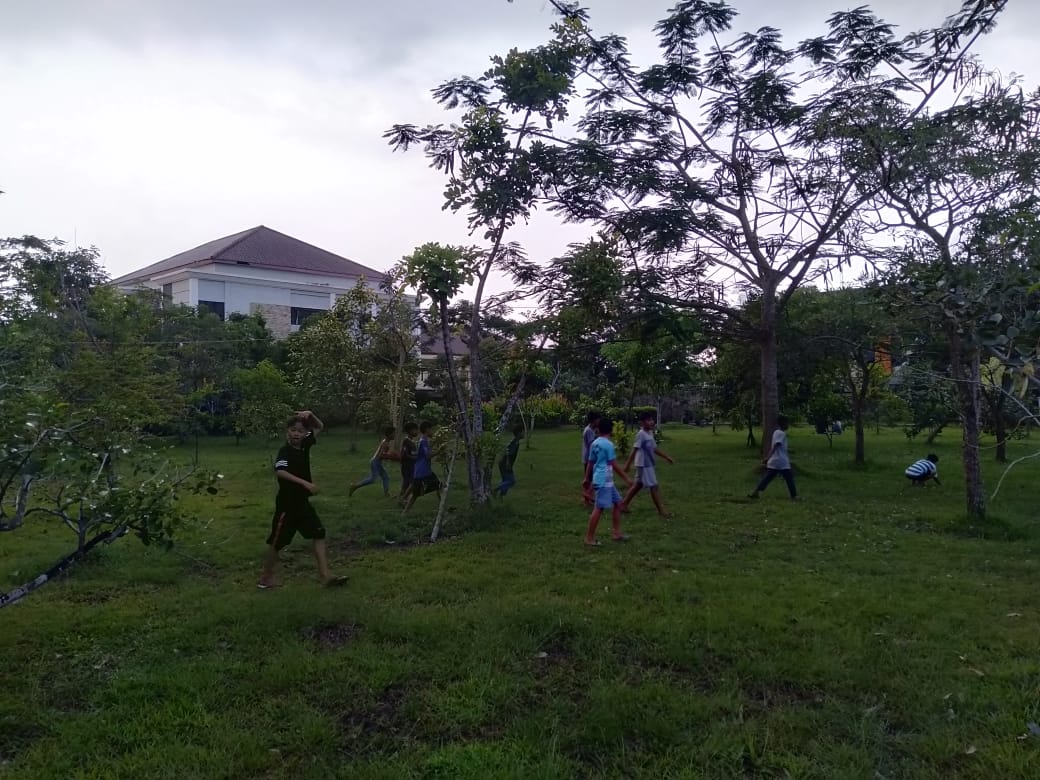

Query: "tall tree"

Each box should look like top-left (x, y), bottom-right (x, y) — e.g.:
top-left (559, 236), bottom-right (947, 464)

top-left (0, 237), bottom-right (217, 605)
top-left (799, 287), bottom-right (893, 464)
top-left (386, 30), bottom-right (562, 502)
top-left (286, 280), bottom-right (379, 450)
top-left (855, 63), bottom-right (1040, 518)
top-left (489, 0), bottom-right (1009, 454)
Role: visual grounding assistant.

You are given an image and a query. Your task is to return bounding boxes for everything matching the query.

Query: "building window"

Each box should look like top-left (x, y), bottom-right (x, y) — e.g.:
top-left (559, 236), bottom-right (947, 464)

top-left (161, 283), bottom-right (173, 300)
top-left (198, 300), bottom-right (225, 321)
top-left (291, 307), bottom-right (324, 326)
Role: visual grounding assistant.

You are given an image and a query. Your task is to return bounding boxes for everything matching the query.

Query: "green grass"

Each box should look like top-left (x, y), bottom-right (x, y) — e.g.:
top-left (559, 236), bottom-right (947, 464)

top-left (2, 425), bottom-right (1039, 778)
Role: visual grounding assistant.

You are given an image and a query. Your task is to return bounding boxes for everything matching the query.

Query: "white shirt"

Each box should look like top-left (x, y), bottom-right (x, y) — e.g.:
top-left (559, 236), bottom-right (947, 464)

top-left (767, 428), bottom-right (790, 470)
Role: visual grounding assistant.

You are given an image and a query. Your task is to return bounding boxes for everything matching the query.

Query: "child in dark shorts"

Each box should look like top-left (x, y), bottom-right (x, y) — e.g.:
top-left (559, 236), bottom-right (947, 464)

top-left (403, 421), bottom-right (440, 512)
top-left (258, 411), bottom-right (345, 589)
top-left (398, 422), bottom-right (420, 501)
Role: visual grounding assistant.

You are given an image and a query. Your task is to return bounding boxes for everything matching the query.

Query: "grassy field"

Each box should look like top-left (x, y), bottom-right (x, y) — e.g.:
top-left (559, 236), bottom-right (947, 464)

top-left (2, 424), bottom-right (1039, 779)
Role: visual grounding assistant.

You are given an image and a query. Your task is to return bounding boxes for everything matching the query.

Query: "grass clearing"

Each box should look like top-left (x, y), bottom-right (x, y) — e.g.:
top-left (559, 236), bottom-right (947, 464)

top-left (2, 425), bottom-right (1039, 778)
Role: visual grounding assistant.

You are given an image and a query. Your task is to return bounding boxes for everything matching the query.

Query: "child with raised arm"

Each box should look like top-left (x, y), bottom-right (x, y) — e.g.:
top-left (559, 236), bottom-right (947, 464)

top-left (258, 411), bottom-right (345, 589)
top-left (580, 411), bottom-right (601, 507)
top-left (905, 453), bottom-right (941, 486)
top-left (621, 411), bottom-right (675, 517)
top-left (584, 418), bottom-right (634, 546)
top-left (748, 415), bottom-right (797, 501)
top-left (349, 426), bottom-right (396, 498)
top-left (403, 421), bottom-right (441, 512)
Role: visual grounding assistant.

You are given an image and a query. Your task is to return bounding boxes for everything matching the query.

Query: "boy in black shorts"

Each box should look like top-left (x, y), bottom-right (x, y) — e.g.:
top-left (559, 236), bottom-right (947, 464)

top-left (258, 411), bottom-right (345, 589)
top-left (403, 421), bottom-right (440, 512)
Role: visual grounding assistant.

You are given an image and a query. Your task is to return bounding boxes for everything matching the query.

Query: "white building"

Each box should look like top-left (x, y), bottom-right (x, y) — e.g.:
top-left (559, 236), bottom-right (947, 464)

top-left (111, 225), bottom-right (386, 338)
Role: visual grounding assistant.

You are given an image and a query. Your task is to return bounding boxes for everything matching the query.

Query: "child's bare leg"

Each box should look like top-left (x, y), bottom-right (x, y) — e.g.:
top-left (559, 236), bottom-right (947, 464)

top-left (259, 545), bottom-right (279, 586)
top-left (610, 505), bottom-right (624, 539)
top-left (312, 539), bottom-right (332, 582)
top-left (650, 487), bottom-right (669, 517)
top-left (621, 482), bottom-right (641, 510)
top-left (585, 508), bottom-right (603, 543)
top-left (404, 489), bottom-right (420, 513)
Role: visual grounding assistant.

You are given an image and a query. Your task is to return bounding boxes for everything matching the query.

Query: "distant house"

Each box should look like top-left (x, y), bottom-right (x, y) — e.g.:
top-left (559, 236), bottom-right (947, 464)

top-left (111, 225), bottom-right (386, 338)
top-left (417, 327), bottom-right (470, 394)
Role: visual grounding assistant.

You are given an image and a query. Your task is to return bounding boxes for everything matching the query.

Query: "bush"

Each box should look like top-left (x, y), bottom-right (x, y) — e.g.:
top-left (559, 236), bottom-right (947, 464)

top-left (419, 401), bottom-right (449, 426)
top-left (523, 394), bottom-right (572, 427)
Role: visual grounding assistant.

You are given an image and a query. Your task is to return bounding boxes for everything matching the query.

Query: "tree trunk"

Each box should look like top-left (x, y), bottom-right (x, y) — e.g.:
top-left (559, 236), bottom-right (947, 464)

top-left (759, 290), bottom-right (780, 459)
top-left (854, 412), bottom-right (866, 465)
top-left (994, 410), bottom-right (1007, 463)
top-left (436, 299), bottom-right (483, 503)
top-left (430, 435), bottom-right (459, 543)
top-left (948, 330), bottom-right (985, 520)
top-left (853, 365), bottom-right (870, 465)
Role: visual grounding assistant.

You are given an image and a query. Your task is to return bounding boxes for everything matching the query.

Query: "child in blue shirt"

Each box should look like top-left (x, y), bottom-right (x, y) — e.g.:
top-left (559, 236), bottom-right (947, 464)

top-left (583, 418), bottom-right (634, 546)
top-left (403, 421), bottom-right (440, 512)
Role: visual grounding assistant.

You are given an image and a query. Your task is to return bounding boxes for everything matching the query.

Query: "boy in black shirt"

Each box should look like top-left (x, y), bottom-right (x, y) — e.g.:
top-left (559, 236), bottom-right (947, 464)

top-left (258, 411), bottom-right (344, 589)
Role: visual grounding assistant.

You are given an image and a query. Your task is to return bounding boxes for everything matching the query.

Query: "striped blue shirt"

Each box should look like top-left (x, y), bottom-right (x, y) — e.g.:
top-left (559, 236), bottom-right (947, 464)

top-left (905, 459), bottom-right (937, 479)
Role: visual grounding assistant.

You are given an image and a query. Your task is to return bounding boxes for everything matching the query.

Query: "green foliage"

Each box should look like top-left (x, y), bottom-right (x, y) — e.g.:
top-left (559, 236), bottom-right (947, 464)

top-left (402, 243), bottom-right (475, 306)
top-left (286, 280), bottom-right (378, 426)
top-left (419, 401), bottom-right (449, 427)
top-left (230, 360), bottom-right (294, 438)
top-left (0, 236), bottom-right (219, 568)
top-left (805, 379), bottom-right (850, 436)
top-left (612, 420), bottom-right (631, 456)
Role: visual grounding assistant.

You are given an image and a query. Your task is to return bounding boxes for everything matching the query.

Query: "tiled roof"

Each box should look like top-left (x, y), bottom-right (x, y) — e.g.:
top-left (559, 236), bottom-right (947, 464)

top-left (420, 328), bottom-right (470, 357)
top-left (111, 225), bottom-right (384, 284)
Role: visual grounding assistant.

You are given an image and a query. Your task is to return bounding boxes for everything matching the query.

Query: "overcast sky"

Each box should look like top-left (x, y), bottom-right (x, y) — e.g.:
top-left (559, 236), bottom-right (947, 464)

top-left (2, 0), bottom-right (1037, 304)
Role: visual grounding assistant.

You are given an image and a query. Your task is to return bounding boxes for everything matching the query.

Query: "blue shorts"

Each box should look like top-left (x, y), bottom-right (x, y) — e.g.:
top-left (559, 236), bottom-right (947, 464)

top-left (594, 484), bottom-right (622, 509)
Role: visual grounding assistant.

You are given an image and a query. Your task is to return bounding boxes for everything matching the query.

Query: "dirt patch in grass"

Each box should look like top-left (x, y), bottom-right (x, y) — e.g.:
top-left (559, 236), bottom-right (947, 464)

top-left (337, 684), bottom-right (416, 755)
top-left (301, 621), bottom-right (362, 650)
top-left (58, 586), bottom-right (118, 605)
top-left (0, 720), bottom-right (48, 765)
top-left (742, 679), bottom-right (826, 710)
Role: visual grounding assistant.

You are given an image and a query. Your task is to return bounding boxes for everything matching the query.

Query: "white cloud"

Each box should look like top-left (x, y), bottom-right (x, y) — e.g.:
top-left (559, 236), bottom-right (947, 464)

top-left (1, 0), bottom-right (1037, 305)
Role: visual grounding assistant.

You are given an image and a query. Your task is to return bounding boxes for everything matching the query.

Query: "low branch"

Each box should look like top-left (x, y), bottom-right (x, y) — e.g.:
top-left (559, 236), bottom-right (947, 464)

top-left (0, 524), bottom-right (129, 609)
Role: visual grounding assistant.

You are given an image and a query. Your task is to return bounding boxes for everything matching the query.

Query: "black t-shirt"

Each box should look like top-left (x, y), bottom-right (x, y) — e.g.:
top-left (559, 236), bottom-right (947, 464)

top-left (400, 437), bottom-right (418, 472)
top-left (274, 433), bottom-right (315, 506)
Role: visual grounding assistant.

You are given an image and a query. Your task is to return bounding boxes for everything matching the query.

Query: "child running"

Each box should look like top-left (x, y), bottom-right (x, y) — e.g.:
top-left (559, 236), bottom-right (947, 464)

top-left (258, 411), bottom-right (345, 589)
top-left (748, 415), bottom-right (797, 501)
top-left (495, 425), bottom-right (525, 497)
top-left (349, 426), bottom-right (396, 498)
top-left (584, 418), bottom-right (634, 546)
top-left (403, 421), bottom-right (441, 512)
top-left (580, 411), bottom-right (601, 507)
top-left (621, 411), bottom-right (675, 517)
top-left (398, 422), bottom-right (419, 501)
top-left (905, 453), bottom-right (941, 486)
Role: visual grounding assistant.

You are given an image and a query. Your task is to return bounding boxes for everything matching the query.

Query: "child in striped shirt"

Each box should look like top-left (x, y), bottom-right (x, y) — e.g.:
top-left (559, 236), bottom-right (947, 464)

top-left (905, 454), bottom-right (940, 486)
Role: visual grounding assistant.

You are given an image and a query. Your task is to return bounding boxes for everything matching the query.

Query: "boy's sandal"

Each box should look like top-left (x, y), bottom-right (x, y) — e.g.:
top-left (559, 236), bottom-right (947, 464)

top-left (612, 534), bottom-right (631, 542)
top-left (256, 581), bottom-right (280, 590)
top-left (584, 540), bottom-right (602, 547)
top-left (322, 575), bottom-right (349, 588)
